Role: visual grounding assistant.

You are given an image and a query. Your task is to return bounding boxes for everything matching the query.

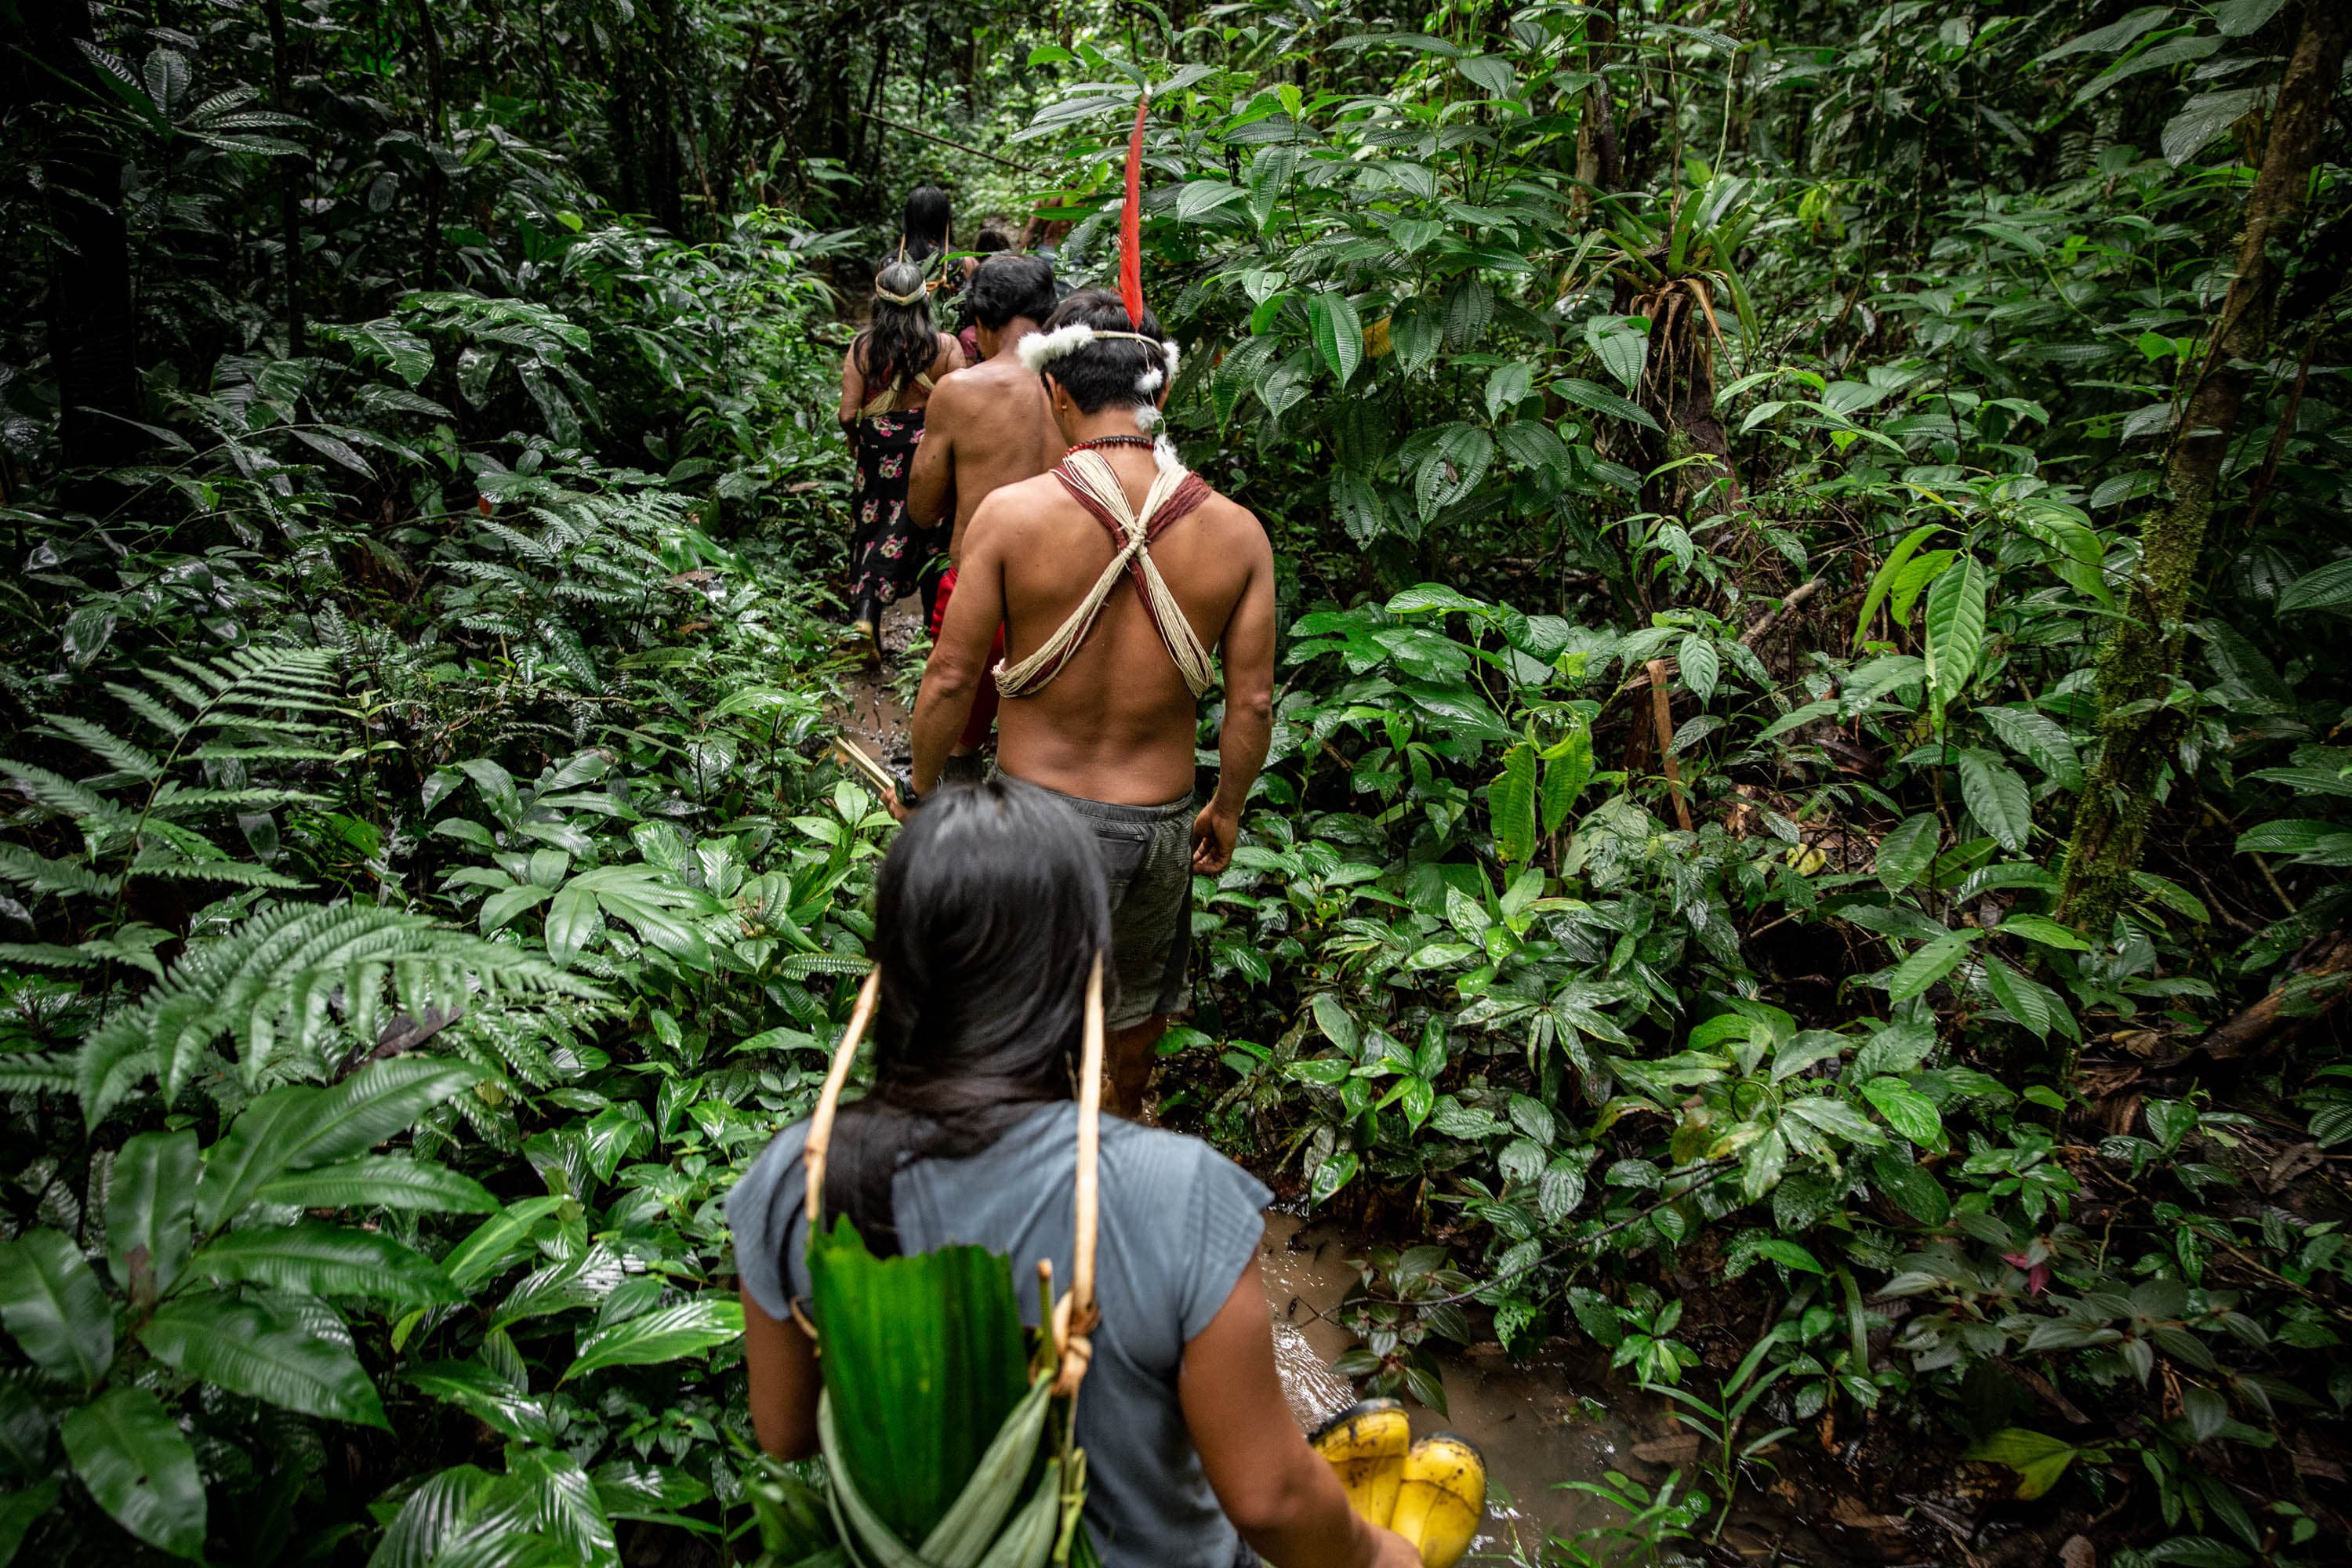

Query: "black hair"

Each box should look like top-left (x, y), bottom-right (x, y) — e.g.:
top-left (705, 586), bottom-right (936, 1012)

top-left (1039, 289), bottom-right (1172, 416)
top-left (855, 260), bottom-right (937, 402)
top-left (815, 779), bottom-right (1110, 1255)
top-left (967, 254), bottom-right (1058, 332)
top-left (975, 226), bottom-right (1014, 254)
top-left (902, 184), bottom-right (953, 263)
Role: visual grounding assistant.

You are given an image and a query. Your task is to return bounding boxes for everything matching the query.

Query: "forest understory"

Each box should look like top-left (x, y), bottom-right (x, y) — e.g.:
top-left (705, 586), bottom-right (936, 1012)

top-left (2, 2), bottom-right (2349, 1566)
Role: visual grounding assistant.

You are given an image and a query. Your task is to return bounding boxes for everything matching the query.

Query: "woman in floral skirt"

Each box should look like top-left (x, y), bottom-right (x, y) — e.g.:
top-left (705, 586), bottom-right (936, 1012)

top-left (837, 257), bottom-right (963, 654)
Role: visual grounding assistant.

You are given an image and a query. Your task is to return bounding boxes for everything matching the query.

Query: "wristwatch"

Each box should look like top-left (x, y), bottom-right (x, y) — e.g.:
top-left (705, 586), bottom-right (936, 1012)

top-left (895, 771), bottom-right (925, 811)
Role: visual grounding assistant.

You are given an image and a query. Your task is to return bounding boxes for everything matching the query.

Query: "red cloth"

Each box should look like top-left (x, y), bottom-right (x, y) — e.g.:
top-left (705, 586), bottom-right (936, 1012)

top-left (929, 565), bottom-right (1004, 752)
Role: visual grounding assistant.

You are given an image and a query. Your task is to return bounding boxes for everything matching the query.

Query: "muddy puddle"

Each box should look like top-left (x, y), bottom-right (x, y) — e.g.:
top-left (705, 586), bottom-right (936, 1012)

top-left (1260, 1214), bottom-right (1852, 1564)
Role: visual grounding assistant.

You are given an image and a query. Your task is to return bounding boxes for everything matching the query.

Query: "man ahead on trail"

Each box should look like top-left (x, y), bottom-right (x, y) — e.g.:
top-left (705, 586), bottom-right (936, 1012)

top-left (906, 252), bottom-right (1065, 767)
top-left (891, 289), bottom-right (1276, 1120)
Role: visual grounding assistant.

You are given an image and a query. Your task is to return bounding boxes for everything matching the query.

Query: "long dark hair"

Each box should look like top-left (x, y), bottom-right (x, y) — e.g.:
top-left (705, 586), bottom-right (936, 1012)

top-left (902, 184), bottom-right (952, 264)
top-left (856, 260), bottom-right (937, 403)
top-left (815, 779), bottom-right (1109, 1254)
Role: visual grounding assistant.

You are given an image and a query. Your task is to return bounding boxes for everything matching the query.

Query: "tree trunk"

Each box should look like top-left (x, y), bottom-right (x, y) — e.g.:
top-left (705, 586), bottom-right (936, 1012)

top-left (263, 0), bottom-right (306, 355)
top-left (13, 0), bottom-right (142, 485)
top-left (2054, 2), bottom-right (2350, 960)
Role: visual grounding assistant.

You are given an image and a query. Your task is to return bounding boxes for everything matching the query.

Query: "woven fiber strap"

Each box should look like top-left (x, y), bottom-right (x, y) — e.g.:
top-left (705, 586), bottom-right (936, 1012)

top-left (992, 449), bottom-right (1218, 700)
top-left (800, 956), bottom-right (1105, 1399)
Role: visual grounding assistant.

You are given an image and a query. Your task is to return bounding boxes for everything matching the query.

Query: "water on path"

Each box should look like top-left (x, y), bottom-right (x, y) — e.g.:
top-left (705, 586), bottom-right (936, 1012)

top-left (1261, 1214), bottom-right (1853, 1565)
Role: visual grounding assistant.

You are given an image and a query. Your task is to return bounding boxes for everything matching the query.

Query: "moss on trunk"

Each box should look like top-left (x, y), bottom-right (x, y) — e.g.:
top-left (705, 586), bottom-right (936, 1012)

top-left (2053, 2), bottom-right (2350, 1011)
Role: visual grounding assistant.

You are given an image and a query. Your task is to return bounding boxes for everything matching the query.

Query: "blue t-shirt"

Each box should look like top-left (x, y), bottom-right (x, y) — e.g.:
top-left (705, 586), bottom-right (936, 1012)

top-left (724, 1102), bottom-right (1272, 1566)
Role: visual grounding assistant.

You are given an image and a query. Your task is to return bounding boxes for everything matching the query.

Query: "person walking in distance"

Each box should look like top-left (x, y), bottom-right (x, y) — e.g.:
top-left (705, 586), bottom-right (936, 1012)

top-left (906, 252), bottom-right (1065, 771)
top-left (888, 290), bottom-right (1276, 1120)
top-left (836, 258), bottom-right (963, 655)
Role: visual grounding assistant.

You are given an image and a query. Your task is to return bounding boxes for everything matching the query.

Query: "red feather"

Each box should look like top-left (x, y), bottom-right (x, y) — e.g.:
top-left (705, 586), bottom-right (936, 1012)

top-left (1120, 96), bottom-right (1148, 328)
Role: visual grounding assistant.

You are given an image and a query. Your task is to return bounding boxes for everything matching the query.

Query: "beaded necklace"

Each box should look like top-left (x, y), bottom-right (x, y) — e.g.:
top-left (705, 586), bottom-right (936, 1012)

top-left (1062, 434), bottom-right (1156, 455)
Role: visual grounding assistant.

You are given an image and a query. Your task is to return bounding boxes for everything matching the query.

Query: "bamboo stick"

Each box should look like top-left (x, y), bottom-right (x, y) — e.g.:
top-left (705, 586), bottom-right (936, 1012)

top-left (803, 968), bottom-right (884, 1227)
top-left (833, 736), bottom-right (898, 796)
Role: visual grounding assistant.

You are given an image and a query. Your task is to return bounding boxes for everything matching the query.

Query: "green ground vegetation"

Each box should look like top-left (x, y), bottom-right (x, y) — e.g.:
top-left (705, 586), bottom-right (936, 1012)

top-left (1, 2), bottom-right (2348, 1566)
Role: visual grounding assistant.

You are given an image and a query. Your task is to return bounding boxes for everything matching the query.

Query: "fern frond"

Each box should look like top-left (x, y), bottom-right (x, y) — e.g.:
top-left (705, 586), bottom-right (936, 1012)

top-left (0, 943), bottom-right (98, 968)
top-left (125, 669), bottom-right (211, 721)
top-left (103, 682), bottom-right (196, 740)
top-left (74, 902), bottom-right (608, 1126)
top-left (0, 844), bottom-right (118, 898)
top-left (148, 786), bottom-right (328, 816)
top-left (0, 1052), bottom-right (78, 1094)
top-left (127, 858), bottom-right (310, 889)
top-left (774, 952), bottom-right (869, 981)
top-left (1, 760), bottom-right (122, 823)
top-left (449, 1010), bottom-right (561, 1088)
top-left (36, 716), bottom-right (162, 781)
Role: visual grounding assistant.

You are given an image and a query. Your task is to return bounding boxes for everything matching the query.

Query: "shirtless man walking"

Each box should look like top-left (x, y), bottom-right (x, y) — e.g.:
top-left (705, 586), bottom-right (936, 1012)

top-left (906, 253), bottom-right (1064, 766)
top-left (890, 290), bottom-right (1276, 1120)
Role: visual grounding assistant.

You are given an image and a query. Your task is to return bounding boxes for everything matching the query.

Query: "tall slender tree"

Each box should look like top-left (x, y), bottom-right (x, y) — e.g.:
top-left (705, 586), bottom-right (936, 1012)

top-left (2054, 1), bottom-right (2351, 959)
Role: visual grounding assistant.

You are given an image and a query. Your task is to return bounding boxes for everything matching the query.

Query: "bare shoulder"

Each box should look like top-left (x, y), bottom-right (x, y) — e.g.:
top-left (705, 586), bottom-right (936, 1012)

top-left (968, 472), bottom-right (1065, 537)
top-left (1195, 486), bottom-right (1272, 561)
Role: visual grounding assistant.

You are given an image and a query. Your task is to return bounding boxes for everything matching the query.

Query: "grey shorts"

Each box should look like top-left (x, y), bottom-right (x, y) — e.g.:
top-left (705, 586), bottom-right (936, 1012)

top-left (1031, 783), bottom-right (1196, 1030)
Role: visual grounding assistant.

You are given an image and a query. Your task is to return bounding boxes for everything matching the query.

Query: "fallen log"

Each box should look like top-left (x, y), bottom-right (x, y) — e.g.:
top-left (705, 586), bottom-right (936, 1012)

top-left (2199, 932), bottom-right (2352, 1060)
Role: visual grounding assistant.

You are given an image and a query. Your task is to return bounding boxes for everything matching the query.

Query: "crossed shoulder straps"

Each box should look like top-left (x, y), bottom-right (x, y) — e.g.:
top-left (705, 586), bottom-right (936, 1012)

top-left (992, 448), bottom-right (1219, 700)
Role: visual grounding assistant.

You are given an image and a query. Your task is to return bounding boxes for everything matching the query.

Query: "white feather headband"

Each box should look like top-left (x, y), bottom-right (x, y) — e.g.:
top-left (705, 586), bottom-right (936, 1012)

top-left (1017, 324), bottom-right (1182, 382)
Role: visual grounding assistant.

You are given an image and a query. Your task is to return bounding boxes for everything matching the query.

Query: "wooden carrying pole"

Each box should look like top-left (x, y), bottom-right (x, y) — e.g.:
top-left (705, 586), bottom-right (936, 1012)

top-left (1051, 955), bottom-right (1104, 1398)
top-left (833, 736), bottom-right (898, 797)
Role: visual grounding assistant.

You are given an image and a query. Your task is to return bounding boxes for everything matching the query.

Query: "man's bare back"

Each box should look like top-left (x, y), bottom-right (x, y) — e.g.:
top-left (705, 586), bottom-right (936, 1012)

top-left (953, 452), bottom-right (1274, 806)
top-left (906, 358), bottom-right (1064, 561)
top-left (906, 253), bottom-right (1065, 561)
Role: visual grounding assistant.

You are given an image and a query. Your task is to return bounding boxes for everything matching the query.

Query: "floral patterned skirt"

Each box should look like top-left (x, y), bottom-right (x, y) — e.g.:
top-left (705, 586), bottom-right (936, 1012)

top-left (846, 410), bottom-right (941, 608)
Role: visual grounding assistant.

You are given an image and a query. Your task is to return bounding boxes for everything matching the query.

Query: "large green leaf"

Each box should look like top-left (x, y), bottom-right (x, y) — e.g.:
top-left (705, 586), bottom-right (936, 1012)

top-left (256, 1156), bottom-right (497, 1214)
top-left (107, 1130), bottom-right (198, 1298)
top-left (1860, 1076), bottom-right (1945, 1148)
top-left (61, 1388), bottom-right (206, 1559)
top-left (196, 1058), bottom-right (484, 1231)
top-left (1875, 814), bottom-right (1940, 891)
top-left (0, 1230), bottom-right (113, 1388)
top-left (0, 1478), bottom-right (59, 1567)
top-left (1489, 742), bottom-right (1538, 865)
top-left (1541, 722), bottom-right (1593, 833)
top-left (806, 1218), bottom-right (1029, 1548)
top-left (404, 1361), bottom-right (557, 1446)
top-left (561, 1297), bottom-right (743, 1382)
top-left (440, 1196), bottom-right (569, 1293)
top-left (1887, 931), bottom-right (1980, 1002)
top-left (140, 1294), bottom-right (388, 1427)
top-left (1957, 748), bottom-right (2034, 853)
top-left (1310, 290), bottom-right (1363, 387)
top-left (1923, 553), bottom-right (1986, 715)
top-left (191, 1220), bottom-right (458, 1302)
top-left (2277, 558), bottom-right (2352, 615)
top-left (1552, 376), bottom-right (1659, 431)
top-left (1853, 524), bottom-right (1943, 645)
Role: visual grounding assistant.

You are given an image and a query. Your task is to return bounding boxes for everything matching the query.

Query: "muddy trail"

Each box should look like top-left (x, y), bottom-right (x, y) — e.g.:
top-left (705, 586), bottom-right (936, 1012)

top-left (821, 637), bottom-right (1907, 1566)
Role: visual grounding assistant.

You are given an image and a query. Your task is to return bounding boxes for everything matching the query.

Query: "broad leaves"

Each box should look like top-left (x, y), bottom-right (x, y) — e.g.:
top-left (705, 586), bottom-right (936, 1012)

top-left (62, 1389), bottom-right (205, 1559)
top-left (0, 1231), bottom-right (113, 1388)
top-left (1923, 554), bottom-right (1986, 719)
top-left (561, 1298), bottom-right (743, 1383)
top-left (140, 1295), bottom-right (389, 1428)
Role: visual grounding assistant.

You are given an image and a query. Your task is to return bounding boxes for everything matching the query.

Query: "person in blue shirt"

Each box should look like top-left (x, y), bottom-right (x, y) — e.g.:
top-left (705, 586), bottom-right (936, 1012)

top-left (728, 779), bottom-right (1417, 1568)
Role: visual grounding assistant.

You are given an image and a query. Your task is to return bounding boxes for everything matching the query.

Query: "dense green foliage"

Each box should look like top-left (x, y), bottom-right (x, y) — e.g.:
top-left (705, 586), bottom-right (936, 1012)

top-left (2, 1), bottom-right (2348, 1566)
